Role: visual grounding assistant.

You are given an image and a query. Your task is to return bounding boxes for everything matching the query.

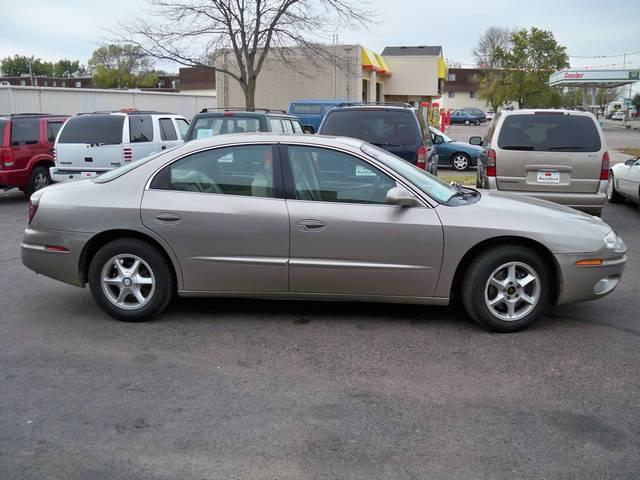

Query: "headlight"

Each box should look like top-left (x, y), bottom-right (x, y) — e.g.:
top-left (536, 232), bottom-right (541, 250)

top-left (603, 230), bottom-right (625, 252)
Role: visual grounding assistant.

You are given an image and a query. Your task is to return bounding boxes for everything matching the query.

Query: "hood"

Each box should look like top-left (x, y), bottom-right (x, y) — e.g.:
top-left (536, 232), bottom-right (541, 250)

top-left (447, 141), bottom-right (481, 152)
top-left (437, 189), bottom-right (613, 254)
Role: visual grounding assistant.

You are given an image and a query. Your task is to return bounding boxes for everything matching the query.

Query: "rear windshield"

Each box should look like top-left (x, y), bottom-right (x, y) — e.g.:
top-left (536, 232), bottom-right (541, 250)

top-left (188, 115), bottom-right (264, 140)
top-left (498, 114), bottom-right (601, 152)
top-left (321, 110), bottom-right (419, 146)
top-left (291, 104), bottom-right (323, 114)
top-left (58, 115), bottom-right (124, 144)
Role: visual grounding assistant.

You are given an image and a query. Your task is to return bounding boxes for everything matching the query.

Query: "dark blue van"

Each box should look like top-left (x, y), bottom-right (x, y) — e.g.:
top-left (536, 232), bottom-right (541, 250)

top-left (287, 100), bottom-right (351, 133)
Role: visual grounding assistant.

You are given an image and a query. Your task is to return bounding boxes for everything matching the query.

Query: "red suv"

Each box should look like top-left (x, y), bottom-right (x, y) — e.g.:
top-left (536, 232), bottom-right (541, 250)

top-left (0, 114), bottom-right (68, 197)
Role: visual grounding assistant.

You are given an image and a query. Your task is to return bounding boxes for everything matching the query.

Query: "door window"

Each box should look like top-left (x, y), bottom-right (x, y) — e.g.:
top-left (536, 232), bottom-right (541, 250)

top-left (282, 119), bottom-right (294, 133)
top-left (269, 118), bottom-right (284, 132)
top-left (287, 146), bottom-right (395, 204)
top-left (292, 120), bottom-right (304, 133)
top-left (129, 115), bottom-right (154, 143)
top-left (10, 118), bottom-right (40, 145)
top-left (175, 118), bottom-right (189, 140)
top-left (159, 118), bottom-right (178, 141)
top-left (151, 145), bottom-right (276, 198)
top-left (47, 121), bottom-right (64, 142)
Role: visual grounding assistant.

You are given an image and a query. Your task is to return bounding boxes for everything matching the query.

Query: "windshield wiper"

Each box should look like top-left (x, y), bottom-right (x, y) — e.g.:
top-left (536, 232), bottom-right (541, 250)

top-left (547, 146), bottom-right (585, 151)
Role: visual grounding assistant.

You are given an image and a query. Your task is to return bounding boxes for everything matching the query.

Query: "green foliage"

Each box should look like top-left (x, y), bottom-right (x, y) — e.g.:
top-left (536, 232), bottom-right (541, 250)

top-left (492, 27), bottom-right (569, 108)
top-left (1, 55), bottom-right (86, 78)
top-left (476, 71), bottom-right (510, 112)
top-left (89, 45), bottom-right (157, 88)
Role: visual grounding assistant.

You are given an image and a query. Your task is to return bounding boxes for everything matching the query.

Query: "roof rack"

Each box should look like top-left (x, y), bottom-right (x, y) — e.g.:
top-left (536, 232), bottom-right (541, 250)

top-left (200, 107), bottom-right (288, 114)
top-left (77, 110), bottom-right (174, 116)
top-left (6, 113), bottom-right (67, 117)
top-left (336, 102), bottom-right (414, 108)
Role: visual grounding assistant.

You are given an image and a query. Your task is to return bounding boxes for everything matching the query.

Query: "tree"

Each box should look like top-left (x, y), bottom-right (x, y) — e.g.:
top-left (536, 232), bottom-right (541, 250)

top-left (0, 55), bottom-right (53, 77)
top-left (53, 59), bottom-right (85, 78)
top-left (493, 27), bottom-right (569, 108)
top-left (118, 0), bottom-right (370, 108)
top-left (472, 26), bottom-right (511, 68)
top-left (88, 44), bottom-right (157, 88)
top-left (633, 93), bottom-right (640, 111)
top-left (476, 71), bottom-right (509, 112)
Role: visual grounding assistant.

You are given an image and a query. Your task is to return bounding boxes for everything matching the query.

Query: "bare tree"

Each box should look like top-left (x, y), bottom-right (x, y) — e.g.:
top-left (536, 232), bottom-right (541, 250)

top-left (117, 0), bottom-right (371, 108)
top-left (472, 26), bottom-right (512, 68)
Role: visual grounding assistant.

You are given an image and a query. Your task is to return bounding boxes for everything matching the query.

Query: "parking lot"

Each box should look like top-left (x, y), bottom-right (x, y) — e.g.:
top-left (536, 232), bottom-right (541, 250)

top-left (1, 172), bottom-right (640, 477)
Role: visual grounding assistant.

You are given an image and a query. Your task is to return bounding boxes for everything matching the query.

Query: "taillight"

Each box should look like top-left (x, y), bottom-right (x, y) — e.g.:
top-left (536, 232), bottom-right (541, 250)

top-left (600, 151), bottom-right (610, 180)
top-left (123, 147), bottom-right (132, 161)
top-left (28, 200), bottom-right (39, 224)
top-left (486, 148), bottom-right (497, 177)
top-left (52, 147), bottom-right (56, 161)
top-left (416, 145), bottom-right (427, 170)
top-left (0, 147), bottom-right (12, 169)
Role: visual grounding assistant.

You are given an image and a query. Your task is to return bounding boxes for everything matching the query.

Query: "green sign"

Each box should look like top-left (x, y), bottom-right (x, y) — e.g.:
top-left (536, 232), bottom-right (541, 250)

top-left (629, 71), bottom-right (640, 80)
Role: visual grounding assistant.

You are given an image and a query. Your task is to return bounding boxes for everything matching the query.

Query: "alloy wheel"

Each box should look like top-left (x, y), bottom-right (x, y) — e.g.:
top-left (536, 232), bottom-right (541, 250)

top-left (452, 155), bottom-right (469, 171)
top-left (100, 254), bottom-right (156, 310)
top-left (484, 261), bottom-right (540, 321)
top-left (33, 172), bottom-right (50, 191)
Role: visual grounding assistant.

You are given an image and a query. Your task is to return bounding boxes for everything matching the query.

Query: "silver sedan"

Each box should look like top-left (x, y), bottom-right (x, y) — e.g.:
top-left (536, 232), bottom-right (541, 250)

top-left (22, 134), bottom-right (627, 332)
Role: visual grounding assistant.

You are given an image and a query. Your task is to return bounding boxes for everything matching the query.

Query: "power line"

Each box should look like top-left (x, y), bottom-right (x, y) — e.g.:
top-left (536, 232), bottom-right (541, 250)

top-left (569, 50), bottom-right (640, 59)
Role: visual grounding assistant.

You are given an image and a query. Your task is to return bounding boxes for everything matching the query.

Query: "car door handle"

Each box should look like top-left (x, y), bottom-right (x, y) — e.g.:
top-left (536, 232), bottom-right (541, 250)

top-left (154, 212), bottom-right (182, 223)
top-left (161, 146), bottom-right (167, 150)
top-left (297, 219), bottom-right (326, 232)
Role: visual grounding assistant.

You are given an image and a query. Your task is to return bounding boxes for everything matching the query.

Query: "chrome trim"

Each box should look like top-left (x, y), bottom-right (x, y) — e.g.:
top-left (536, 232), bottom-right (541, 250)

top-left (190, 256), bottom-right (289, 265)
top-left (290, 258), bottom-right (431, 270)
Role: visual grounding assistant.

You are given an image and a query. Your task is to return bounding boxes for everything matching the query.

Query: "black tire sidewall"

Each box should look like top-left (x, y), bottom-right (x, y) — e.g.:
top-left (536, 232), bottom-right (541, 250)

top-left (28, 166), bottom-right (52, 197)
top-left (463, 247), bottom-right (551, 332)
top-left (88, 239), bottom-right (173, 322)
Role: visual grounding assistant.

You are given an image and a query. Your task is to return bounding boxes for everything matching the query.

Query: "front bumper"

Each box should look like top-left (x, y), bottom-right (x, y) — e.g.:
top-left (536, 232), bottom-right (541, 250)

top-left (554, 251), bottom-right (627, 305)
top-left (21, 227), bottom-right (92, 287)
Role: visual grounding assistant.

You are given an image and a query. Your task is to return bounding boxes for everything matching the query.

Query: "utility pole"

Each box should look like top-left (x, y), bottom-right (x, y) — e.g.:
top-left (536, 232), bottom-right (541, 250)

top-left (28, 62), bottom-right (33, 86)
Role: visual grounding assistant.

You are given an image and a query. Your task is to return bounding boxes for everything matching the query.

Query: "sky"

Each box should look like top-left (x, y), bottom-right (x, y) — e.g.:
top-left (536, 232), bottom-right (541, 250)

top-left (1, 0), bottom-right (639, 73)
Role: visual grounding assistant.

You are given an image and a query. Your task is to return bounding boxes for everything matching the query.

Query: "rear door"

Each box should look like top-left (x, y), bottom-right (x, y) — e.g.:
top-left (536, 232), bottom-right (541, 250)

top-left (56, 115), bottom-right (124, 172)
top-left (494, 113), bottom-right (604, 194)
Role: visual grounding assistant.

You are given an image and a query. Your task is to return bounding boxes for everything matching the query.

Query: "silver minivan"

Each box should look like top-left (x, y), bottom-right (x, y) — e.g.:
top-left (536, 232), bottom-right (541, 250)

top-left (51, 111), bottom-right (189, 182)
top-left (473, 109), bottom-right (609, 216)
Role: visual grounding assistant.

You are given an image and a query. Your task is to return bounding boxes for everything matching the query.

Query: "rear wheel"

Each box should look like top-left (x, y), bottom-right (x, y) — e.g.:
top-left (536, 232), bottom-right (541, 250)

top-left (462, 246), bottom-right (551, 332)
top-left (451, 153), bottom-right (470, 171)
top-left (606, 171), bottom-right (624, 204)
top-left (474, 120), bottom-right (480, 126)
top-left (26, 165), bottom-right (52, 198)
top-left (88, 239), bottom-right (174, 322)
top-left (464, 120), bottom-right (470, 126)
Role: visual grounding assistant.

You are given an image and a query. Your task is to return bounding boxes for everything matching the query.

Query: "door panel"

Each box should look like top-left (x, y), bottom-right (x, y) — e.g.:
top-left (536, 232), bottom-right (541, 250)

top-left (287, 201), bottom-right (443, 297)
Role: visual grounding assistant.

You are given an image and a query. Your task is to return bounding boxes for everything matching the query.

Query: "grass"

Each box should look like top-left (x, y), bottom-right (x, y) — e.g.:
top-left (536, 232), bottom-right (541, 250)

top-left (615, 148), bottom-right (640, 157)
top-left (439, 174), bottom-right (476, 186)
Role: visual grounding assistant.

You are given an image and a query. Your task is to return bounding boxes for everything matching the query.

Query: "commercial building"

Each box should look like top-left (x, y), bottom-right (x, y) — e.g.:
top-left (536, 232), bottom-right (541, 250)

top-left (441, 67), bottom-right (488, 110)
top-left (0, 75), bottom-right (93, 88)
top-left (215, 44), bottom-right (446, 110)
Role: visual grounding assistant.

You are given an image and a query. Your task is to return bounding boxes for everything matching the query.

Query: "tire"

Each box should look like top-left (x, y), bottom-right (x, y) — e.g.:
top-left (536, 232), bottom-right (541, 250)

top-left (88, 238), bottom-right (174, 322)
top-left (606, 171), bottom-right (624, 204)
top-left (464, 120), bottom-right (470, 126)
top-left (451, 153), bottom-right (470, 171)
top-left (26, 165), bottom-right (52, 198)
top-left (461, 246), bottom-right (551, 333)
top-left (475, 121), bottom-right (480, 126)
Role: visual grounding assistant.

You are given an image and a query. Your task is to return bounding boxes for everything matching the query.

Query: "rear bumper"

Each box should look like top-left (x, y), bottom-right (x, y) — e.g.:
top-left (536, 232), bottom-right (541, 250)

top-left (21, 227), bottom-right (91, 287)
top-left (555, 252), bottom-right (626, 305)
top-left (0, 168), bottom-right (29, 189)
top-left (50, 167), bottom-right (104, 183)
top-left (482, 177), bottom-right (607, 214)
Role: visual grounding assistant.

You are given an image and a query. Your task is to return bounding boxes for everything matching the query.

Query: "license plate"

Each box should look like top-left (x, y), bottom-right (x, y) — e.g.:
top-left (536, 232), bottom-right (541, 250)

top-left (81, 172), bottom-right (97, 178)
top-left (536, 170), bottom-right (560, 184)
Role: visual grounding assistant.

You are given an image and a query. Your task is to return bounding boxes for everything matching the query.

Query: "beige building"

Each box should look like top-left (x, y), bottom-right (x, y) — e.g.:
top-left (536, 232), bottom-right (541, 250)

top-left (216, 44), bottom-right (447, 110)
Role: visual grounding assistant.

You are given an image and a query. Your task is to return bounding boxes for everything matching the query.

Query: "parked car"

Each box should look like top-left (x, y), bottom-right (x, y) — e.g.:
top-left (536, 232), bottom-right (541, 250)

top-left (288, 100), bottom-right (348, 133)
top-left (450, 110), bottom-right (483, 126)
top-left (0, 113), bottom-right (68, 197)
top-left (22, 134), bottom-right (626, 332)
top-left (611, 111), bottom-right (625, 121)
top-left (608, 157), bottom-right (640, 209)
top-left (317, 103), bottom-right (438, 175)
top-left (473, 109), bottom-right (609, 216)
top-left (459, 107), bottom-right (488, 123)
top-left (429, 126), bottom-right (480, 171)
top-left (186, 108), bottom-right (304, 140)
top-left (51, 110), bottom-right (189, 183)
top-left (486, 110), bottom-right (495, 121)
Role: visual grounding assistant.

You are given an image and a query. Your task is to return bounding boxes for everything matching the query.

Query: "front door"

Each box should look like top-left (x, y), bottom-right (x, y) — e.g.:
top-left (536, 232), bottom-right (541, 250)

top-left (141, 143), bottom-right (289, 293)
top-left (283, 144), bottom-right (444, 298)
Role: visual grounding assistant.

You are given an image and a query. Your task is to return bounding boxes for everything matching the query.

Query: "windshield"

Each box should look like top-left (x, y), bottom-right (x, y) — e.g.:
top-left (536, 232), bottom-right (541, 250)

top-left (93, 148), bottom-right (177, 183)
top-left (430, 126), bottom-right (453, 143)
top-left (361, 143), bottom-right (458, 203)
top-left (58, 115), bottom-right (124, 144)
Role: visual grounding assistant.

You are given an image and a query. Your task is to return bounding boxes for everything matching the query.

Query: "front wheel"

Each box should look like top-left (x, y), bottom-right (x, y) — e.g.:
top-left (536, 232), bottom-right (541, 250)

top-left (464, 120), bottom-right (470, 126)
top-left (607, 172), bottom-right (624, 204)
top-left (462, 246), bottom-right (551, 332)
top-left (451, 153), bottom-right (470, 171)
top-left (88, 239), bottom-right (174, 322)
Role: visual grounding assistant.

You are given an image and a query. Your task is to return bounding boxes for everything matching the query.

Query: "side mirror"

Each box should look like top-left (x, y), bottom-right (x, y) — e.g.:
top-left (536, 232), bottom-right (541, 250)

top-left (434, 135), bottom-right (445, 145)
top-left (469, 136), bottom-right (483, 146)
top-left (386, 187), bottom-right (420, 207)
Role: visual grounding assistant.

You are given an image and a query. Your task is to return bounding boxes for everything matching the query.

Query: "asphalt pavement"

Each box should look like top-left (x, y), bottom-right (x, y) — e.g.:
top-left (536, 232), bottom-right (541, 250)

top-left (1, 186), bottom-right (639, 479)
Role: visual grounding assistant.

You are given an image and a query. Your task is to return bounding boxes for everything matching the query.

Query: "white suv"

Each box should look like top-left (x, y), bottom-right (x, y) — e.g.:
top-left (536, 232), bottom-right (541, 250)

top-left (51, 111), bottom-right (189, 182)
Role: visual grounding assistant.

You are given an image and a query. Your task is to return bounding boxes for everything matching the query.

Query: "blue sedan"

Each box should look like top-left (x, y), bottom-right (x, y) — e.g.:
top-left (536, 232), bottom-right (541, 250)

top-left (450, 110), bottom-right (482, 125)
top-left (429, 127), bottom-right (481, 171)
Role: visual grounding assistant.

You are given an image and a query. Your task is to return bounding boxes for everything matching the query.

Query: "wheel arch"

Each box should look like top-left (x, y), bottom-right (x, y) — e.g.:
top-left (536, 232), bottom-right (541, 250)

top-left (28, 154), bottom-right (55, 171)
top-left (79, 229), bottom-right (181, 289)
top-left (449, 235), bottom-right (562, 304)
